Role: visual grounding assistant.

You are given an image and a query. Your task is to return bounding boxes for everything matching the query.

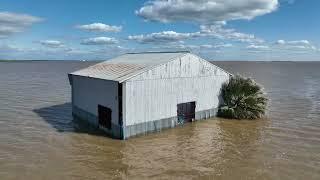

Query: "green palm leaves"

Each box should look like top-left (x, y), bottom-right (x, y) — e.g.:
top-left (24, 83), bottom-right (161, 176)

top-left (218, 75), bottom-right (268, 119)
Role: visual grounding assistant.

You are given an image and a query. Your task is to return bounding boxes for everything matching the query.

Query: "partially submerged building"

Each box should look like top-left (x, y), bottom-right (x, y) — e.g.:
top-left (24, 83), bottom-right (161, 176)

top-left (68, 52), bottom-right (231, 139)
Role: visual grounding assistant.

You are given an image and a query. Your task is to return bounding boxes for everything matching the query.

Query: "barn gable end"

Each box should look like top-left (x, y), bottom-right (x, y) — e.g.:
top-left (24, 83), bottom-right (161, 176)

top-left (121, 53), bottom-right (230, 138)
top-left (125, 53), bottom-right (231, 82)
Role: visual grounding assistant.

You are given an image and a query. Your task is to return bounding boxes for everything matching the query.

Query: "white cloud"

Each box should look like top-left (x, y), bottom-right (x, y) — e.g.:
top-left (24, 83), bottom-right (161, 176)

top-left (129, 23), bottom-right (262, 44)
top-left (156, 42), bottom-right (233, 50)
top-left (289, 40), bottom-right (310, 45)
top-left (176, 44), bottom-right (200, 49)
top-left (0, 43), bottom-right (131, 60)
top-left (0, 12), bottom-right (43, 38)
top-left (276, 39), bottom-right (285, 45)
top-left (198, 43), bottom-right (233, 49)
top-left (247, 44), bottom-right (269, 49)
top-left (275, 39), bottom-right (316, 51)
top-left (40, 40), bottom-right (64, 48)
top-left (81, 37), bottom-right (118, 45)
top-left (200, 24), bottom-right (264, 43)
top-left (76, 23), bottom-right (122, 33)
top-left (200, 43), bottom-right (233, 49)
top-left (199, 44), bottom-right (213, 49)
top-left (128, 31), bottom-right (199, 43)
top-left (0, 12), bottom-right (43, 26)
top-left (0, 26), bottom-right (21, 38)
top-left (291, 45), bottom-right (307, 49)
top-left (276, 40), bottom-right (310, 45)
top-left (136, 0), bottom-right (278, 23)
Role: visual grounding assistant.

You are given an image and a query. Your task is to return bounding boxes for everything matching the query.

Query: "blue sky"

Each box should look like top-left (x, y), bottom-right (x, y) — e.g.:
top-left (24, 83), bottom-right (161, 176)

top-left (0, 0), bottom-right (319, 61)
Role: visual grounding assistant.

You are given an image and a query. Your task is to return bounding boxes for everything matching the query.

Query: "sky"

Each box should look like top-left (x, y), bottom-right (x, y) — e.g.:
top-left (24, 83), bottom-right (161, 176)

top-left (0, 0), bottom-right (319, 61)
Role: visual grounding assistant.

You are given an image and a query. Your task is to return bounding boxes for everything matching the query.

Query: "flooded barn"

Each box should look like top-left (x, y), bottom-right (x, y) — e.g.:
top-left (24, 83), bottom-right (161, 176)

top-left (68, 52), bottom-right (231, 139)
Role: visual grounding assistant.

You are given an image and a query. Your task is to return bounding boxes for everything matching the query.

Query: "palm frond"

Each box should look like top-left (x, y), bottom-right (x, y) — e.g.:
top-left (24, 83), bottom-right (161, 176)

top-left (218, 75), bottom-right (268, 120)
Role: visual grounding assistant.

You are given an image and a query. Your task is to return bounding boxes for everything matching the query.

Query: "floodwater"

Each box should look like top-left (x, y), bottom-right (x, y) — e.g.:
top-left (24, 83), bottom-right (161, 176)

top-left (0, 61), bottom-right (319, 180)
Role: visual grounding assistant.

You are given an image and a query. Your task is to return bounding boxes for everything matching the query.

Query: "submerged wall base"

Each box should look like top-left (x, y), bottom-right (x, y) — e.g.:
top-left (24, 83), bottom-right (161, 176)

top-left (123, 108), bottom-right (218, 139)
top-left (72, 105), bottom-right (218, 140)
top-left (72, 105), bottom-right (123, 139)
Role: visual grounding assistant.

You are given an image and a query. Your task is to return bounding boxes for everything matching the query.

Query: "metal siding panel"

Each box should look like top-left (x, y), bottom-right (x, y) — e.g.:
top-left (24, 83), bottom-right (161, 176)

top-left (72, 76), bottom-right (119, 125)
top-left (124, 55), bottom-right (229, 126)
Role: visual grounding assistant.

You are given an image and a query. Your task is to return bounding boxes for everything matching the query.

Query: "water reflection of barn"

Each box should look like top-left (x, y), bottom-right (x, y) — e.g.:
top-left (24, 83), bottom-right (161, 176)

top-left (68, 52), bottom-right (231, 139)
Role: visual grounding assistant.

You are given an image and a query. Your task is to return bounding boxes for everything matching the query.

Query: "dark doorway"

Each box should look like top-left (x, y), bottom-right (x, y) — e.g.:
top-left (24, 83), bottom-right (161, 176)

top-left (98, 105), bottom-right (112, 129)
top-left (177, 101), bottom-right (196, 124)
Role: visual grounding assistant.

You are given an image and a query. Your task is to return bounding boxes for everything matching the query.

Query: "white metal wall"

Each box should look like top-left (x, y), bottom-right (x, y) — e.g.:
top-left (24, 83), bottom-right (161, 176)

top-left (123, 54), bottom-right (230, 126)
top-left (72, 75), bottom-right (119, 125)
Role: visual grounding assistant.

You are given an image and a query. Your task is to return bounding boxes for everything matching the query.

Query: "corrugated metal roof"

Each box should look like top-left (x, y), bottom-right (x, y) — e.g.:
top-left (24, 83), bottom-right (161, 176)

top-left (70, 52), bottom-right (188, 82)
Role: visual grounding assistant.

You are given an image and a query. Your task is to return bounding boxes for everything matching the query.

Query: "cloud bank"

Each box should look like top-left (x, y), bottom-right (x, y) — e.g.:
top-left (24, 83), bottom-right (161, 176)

top-left (136, 0), bottom-right (278, 23)
top-left (128, 23), bottom-right (263, 44)
top-left (275, 40), bottom-right (316, 50)
top-left (128, 31), bottom-right (199, 43)
top-left (0, 12), bottom-right (43, 38)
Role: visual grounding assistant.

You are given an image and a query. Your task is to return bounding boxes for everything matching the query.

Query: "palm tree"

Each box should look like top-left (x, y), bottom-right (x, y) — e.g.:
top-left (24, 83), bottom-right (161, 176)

top-left (218, 75), bottom-right (268, 119)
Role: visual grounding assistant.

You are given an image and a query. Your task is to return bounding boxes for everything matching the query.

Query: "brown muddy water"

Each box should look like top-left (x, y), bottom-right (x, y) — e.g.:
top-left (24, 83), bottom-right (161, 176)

top-left (0, 61), bottom-right (319, 180)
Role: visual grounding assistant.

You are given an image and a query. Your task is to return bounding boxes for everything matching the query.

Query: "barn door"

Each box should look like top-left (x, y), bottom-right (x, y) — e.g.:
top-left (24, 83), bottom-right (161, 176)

top-left (98, 105), bottom-right (112, 129)
top-left (177, 101), bottom-right (196, 124)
